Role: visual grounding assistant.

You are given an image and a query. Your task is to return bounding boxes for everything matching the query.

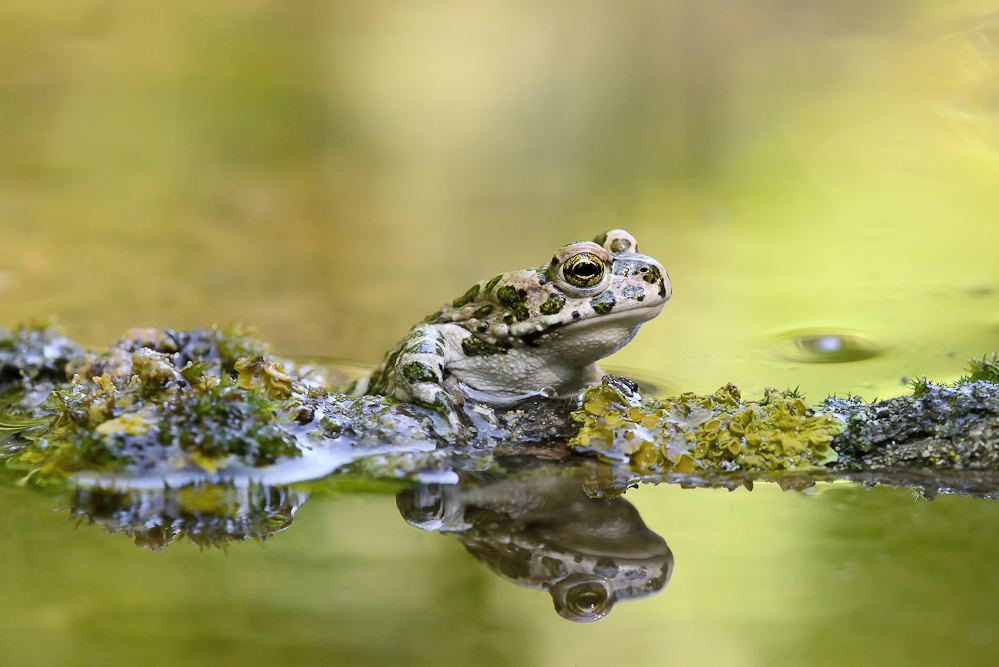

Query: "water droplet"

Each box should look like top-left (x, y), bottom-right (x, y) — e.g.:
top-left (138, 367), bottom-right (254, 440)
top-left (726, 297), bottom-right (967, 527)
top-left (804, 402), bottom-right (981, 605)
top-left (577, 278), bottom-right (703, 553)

top-left (779, 329), bottom-right (882, 364)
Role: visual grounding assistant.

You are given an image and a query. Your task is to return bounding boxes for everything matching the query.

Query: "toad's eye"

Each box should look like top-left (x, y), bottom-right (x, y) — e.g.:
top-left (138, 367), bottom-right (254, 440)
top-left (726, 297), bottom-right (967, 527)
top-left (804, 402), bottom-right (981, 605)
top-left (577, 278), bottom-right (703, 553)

top-left (564, 582), bottom-right (610, 619)
top-left (561, 252), bottom-right (605, 288)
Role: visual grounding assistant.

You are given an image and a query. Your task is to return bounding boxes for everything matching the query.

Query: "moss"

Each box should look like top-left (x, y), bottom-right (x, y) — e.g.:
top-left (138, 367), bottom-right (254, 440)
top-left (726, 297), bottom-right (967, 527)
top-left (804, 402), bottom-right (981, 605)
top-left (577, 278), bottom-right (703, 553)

top-left (569, 376), bottom-right (844, 474)
top-left (959, 354), bottom-right (999, 384)
top-left (0, 329), bottom-right (307, 485)
top-left (910, 376), bottom-right (931, 398)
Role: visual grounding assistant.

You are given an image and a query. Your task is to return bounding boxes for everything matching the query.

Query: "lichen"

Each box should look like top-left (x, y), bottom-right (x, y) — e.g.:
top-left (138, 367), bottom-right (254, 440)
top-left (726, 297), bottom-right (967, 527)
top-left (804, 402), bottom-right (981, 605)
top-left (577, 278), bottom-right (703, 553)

top-left (0, 328), bottom-right (308, 485)
top-left (569, 375), bottom-right (844, 474)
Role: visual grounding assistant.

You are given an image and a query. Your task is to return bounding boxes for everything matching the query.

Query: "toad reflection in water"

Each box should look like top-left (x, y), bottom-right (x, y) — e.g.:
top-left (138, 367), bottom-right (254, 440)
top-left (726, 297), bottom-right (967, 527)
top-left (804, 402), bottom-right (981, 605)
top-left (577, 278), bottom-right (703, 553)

top-left (396, 467), bottom-right (673, 623)
top-left (63, 463), bottom-right (672, 621)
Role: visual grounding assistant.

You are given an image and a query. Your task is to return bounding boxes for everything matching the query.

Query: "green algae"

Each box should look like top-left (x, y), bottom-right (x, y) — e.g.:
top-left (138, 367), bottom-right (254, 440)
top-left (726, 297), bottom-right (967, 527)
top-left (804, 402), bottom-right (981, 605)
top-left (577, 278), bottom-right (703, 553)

top-left (569, 375), bottom-right (844, 474)
top-left (4, 354), bottom-right (302, 484)
top-left (0, 324), bottom-right (454, 487)
top-left (0, 325), bottom-right (310, 484)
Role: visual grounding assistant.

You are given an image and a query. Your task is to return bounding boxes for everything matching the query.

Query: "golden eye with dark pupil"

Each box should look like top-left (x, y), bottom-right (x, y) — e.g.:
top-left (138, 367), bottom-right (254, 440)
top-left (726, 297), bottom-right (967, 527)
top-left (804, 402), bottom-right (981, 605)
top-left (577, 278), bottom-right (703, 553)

top-left (561, 252), bottom-right (604, 288)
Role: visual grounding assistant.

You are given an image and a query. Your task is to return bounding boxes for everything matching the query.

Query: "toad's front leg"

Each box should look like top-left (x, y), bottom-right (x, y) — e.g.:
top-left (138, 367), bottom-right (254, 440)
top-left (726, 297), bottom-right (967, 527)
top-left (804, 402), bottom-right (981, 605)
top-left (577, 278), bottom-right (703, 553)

top-left (370, 325), bottom-right (469, 431)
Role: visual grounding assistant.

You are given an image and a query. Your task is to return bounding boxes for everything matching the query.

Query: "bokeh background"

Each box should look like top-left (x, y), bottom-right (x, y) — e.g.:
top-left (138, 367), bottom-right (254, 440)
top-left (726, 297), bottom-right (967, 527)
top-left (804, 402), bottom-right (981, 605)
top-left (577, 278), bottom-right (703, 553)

top-left (4, 0), bottom-right (999, 398)
top-left (4, 1), bottom-right (999, 665)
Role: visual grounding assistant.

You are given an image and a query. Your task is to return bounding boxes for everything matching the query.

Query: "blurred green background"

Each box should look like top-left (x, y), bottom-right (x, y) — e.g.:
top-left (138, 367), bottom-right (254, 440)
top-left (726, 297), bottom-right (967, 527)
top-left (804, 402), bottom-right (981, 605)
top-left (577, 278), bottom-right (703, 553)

top-left (3, 1), bottom-right (999, 665)
top-left (3, 0), bottom-right (998, 398)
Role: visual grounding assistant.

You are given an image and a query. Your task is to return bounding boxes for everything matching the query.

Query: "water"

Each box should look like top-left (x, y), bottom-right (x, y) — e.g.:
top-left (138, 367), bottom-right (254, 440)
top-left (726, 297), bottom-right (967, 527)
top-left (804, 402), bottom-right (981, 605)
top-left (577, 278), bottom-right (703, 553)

top-left (3, 1), bottom-right (999, 664)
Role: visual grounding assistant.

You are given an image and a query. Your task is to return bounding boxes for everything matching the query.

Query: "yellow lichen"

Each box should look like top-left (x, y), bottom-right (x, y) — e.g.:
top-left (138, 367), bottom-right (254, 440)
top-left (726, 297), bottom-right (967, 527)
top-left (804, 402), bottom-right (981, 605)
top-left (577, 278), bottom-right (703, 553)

top-left (235, 355), bottom-right (294, 400)
top-left (94, 411), bottom-right (155, 436)
top-left (569, 376), bottom-right (845, 473)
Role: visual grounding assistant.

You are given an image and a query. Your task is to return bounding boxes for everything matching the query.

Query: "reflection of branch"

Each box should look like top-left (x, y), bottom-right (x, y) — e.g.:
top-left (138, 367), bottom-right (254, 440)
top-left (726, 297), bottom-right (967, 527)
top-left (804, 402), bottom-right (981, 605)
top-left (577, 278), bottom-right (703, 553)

top-left (70, 484), bottom-right (306, 550)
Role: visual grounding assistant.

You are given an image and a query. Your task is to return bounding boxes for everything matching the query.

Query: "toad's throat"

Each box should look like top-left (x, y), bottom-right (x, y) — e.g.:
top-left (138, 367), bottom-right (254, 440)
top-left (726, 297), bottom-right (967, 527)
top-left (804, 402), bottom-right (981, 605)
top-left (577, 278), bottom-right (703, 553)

top-left (453, 304), bottom-right (665, 399)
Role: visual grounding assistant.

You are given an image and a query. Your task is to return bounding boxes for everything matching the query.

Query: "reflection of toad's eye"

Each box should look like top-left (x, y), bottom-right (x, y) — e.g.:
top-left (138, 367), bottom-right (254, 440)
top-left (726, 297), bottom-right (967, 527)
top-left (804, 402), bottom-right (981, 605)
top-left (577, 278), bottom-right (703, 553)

top-left (561, 252), bottom-right (604, 288)
top-left (564, 582), bottom-right (610, 619)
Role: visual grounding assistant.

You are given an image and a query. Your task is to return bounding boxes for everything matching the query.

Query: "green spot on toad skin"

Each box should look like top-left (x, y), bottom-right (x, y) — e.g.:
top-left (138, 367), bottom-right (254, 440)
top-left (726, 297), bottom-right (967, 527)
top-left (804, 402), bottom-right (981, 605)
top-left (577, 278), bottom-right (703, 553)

top-left (510, 304), bottom-right (530, 321)
top-left (404, 338), bottom-right (443, 356)
top-left (622, 285), bottom-right (644, 301)
top-left (402, 362), bottom-right (437, 384)
top-left (452, 284), bottom-right (480, 308)
top-left (424, 308), bottom-right (448, 324)
top-left (461, 335), bottom-right (510, 357)
top-left (610, 238), bottom-right (632, 253)
top-left (484, 276), bottom-right (503, 295)
top-left (472, 304), bottom-right (494, 319)
top-left (540, 293), bottom-right (566, 315)
top-left (496, 285), bottom-right (528, 306)
top-left (590, 291), bottom-right (616, 315)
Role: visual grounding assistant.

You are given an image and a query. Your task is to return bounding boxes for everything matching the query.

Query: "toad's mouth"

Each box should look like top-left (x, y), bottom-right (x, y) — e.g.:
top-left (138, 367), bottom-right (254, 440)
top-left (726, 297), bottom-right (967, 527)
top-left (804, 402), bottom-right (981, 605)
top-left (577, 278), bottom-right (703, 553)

top-left (519, 301), bottom-right (665, 342)
top-left (517, 301), bottom-right (665, 354)
top-left (564, 301), bottom-right (665, 329)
